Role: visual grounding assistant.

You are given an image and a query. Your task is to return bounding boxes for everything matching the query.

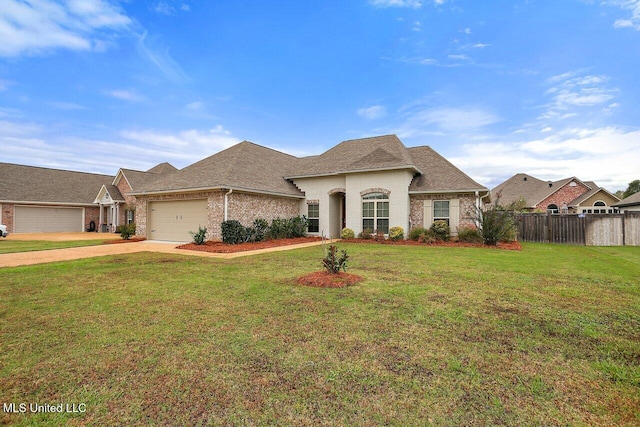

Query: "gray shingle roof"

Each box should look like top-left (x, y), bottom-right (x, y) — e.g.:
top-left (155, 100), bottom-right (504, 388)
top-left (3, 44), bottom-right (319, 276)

top-left (135, 141), bottom-right (305, 197)
top-left (287, 135), bottom-right (420, 178)
top-left (408, 146), bottom-right (487, 192)
top-left (614, 191), bottom-right (640, 207)
top-left (0, 163), bottom-right (113, 205)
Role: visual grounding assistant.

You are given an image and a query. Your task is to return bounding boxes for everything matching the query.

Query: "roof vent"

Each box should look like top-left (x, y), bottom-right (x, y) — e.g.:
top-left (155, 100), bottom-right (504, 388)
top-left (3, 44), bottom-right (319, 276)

top-left (548, 181), bottom-right (553, 187)
top-left (523, 176), bottom-right (527, 181)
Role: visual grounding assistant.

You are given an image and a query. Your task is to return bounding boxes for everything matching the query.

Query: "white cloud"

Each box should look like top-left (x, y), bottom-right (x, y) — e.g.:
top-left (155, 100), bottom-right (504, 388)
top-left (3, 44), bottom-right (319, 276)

top-left (181, 4), bottom-right (191, 12)
top-left (153, 2), bottom-right (175, 16)
top-left (357, 105), bottom-right (387, 120)
top-left (541, 72), bottom-right (618, 120)
top-left (105, 89), bottom-right (145, 102)
top-left (369, 0), bottom-right (423, 8)
top-left (47, 101), bottom-right (90, 110)
top-left (186, 101), bottom-right (205, 110)
top-left (136, 31), bottom-right (188, 83)
top-left (449, 127), bottom-right (640, 191)
top-left (605, 0), bottom-right (640, 30)
top-left (0, 0), bottom-right (131, 57)
top-left (397, 106), bottom-right (501, 137)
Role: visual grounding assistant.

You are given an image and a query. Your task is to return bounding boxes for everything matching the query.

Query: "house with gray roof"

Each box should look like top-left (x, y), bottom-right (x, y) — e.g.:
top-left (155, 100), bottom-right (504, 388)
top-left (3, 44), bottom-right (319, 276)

top-left (1, 135), bottom-right (488, 241)
top-left (130, 135), bottom-right (488, 241)
top-left (614, 191), bottom-right (640, 212)
top-left (491, 173), bottom-right (620, 214)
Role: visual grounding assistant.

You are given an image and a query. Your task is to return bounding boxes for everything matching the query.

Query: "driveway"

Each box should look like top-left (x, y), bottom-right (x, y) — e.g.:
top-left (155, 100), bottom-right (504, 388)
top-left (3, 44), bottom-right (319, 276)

top-left (0, 239), bottom-right (331, 268)
top-left (5, 232), bottom-right (121, 241)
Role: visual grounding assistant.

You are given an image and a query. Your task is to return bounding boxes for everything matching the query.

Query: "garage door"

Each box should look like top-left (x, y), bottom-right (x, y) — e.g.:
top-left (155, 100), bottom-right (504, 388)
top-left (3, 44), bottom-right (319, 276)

top-left (148, 199), bottom-right (208, 242)
top-left (15, 206), bottom-right (84, 233)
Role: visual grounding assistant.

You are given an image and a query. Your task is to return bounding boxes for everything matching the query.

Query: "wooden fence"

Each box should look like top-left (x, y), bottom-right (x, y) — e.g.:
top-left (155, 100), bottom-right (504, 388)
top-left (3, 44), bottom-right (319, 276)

top-left (516, 212), bottom-right (640, 246)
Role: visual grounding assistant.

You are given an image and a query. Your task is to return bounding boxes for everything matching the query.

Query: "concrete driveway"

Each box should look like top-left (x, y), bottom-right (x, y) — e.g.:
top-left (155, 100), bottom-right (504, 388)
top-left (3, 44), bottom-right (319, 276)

top-left (0, 236), bottom-right (331, 268)
top-left (5, 232), bottom-right (121, 241)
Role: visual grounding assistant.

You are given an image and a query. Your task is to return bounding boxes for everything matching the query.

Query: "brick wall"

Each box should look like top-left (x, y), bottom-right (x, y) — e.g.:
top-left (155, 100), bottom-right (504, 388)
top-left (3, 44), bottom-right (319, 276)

top-left (1, 203), bottom-right (14, 233)
top-left (410, 193), bottom-right (477, 230)
top-left (537, 182), bottom-right (590, 211)
top-left (85, 207), bottom-right (100, 232)
top-left (116, 177), bottom-right (136, 226)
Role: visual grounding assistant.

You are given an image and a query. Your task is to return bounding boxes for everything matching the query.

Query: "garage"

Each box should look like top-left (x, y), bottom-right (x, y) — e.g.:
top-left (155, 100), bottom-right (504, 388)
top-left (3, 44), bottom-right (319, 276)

top-left (148, 199), bottom-right (208, 242)
top-left (15, 206), bottom-right (84, 233)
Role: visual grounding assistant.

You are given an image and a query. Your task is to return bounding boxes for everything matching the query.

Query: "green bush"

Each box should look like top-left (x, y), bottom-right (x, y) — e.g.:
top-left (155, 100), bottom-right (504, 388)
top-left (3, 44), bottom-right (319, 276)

top-left (189, 226), bottom-right (208, 245)
top-left (268, 216), bottom-right (309, 239)
top-left (221, 220), bottom-right (247, 244)
top-left (430, 220), bottom-right (450, 241)
top-left (477, 207), bottom-right (516, 246)
top-left (389, 226), bottom-right (404, 241)
top-left (341, 228), bottom-right (355, 239)
top-left (408, 227), bottom-right (427, 241)
top-left (322, 245), bottom-right (349, 274)
top-left (119, 223), bottom-right (136, 240)
top-left (358, 228), bottom-right (373, 240)
top-left (456, 226), bottom-right (483, 243)
top-left (419, 230), bottom-right (437, 244)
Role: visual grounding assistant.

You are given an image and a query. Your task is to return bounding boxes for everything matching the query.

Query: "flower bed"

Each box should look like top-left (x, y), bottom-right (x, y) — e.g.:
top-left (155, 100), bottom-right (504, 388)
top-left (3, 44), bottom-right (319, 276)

top-left (103, 237), bottom-right (147, 244)
top-left (177, 236), bottom-right (323, 253)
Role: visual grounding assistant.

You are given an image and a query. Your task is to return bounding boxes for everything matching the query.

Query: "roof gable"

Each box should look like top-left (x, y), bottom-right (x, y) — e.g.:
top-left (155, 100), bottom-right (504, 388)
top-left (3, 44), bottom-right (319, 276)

top-left (288, 135), bottom-right (420, 178)
top-left (614, 191), bottom-right (640, 207)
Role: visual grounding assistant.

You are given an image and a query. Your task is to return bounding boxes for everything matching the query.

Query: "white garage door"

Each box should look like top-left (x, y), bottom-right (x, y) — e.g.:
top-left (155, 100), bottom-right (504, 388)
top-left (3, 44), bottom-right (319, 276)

top-left (15, 206), bottom-right (84, 233)
top-left (148, 199), bottom-right (208, 242)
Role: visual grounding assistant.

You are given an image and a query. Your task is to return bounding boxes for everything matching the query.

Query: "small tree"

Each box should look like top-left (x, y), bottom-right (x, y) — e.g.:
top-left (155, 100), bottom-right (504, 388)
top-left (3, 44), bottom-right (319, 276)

top-left (473, 200), bottom-right (517, 246)
top-left (120, 223), bottom-right (136, 240)
top-left (623, 179), bottom-right (640, 199)
top-left (322, 245), bottom-right (349, 274)
top-left (189, 226), bottom-right (207, 245)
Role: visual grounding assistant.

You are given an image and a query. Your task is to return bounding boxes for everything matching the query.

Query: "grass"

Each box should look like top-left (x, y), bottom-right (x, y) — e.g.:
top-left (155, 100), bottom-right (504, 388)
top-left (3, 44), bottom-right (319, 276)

top-left (0, 239), bottom-right (108, 254)
top-left (1, 243), bottom-right (639, 425)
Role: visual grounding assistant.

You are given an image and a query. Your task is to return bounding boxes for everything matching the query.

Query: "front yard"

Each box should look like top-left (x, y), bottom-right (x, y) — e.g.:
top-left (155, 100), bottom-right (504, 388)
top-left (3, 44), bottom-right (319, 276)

top-left (1, 243), bottom-right (639, 425)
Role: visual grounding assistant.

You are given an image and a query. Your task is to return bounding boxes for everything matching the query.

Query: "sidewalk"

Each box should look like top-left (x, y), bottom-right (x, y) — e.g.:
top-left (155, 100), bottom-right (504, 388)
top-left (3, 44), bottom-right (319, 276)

top-left (0, 239), bottom-right (333, 268)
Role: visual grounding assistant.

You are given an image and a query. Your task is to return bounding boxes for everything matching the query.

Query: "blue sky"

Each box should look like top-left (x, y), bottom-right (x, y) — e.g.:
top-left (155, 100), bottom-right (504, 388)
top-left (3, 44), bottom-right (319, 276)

top-left (1, 0), bottom-right (639, 191)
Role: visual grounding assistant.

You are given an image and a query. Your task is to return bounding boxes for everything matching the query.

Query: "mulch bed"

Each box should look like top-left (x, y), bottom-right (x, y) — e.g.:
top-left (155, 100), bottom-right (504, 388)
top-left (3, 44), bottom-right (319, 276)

top-left (177, 236), bottom-right (324, 253)
top-left (103, 238), bottom-right (147, 244)
top-left (296, 271), bottom-right (364, 288)
top-left (341, 238), bottom-right (522, 251)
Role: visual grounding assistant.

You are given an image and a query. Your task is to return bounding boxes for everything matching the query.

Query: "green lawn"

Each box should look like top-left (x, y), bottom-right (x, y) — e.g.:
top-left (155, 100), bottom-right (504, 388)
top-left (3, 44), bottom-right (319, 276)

top-left (1, 243), bottom-right (639, 425)
top-left (0, 239), bottom-right (108, 254)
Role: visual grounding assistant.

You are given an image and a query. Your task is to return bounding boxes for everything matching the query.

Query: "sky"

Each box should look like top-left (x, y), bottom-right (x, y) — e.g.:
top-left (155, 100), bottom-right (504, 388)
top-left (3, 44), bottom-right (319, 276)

top-left (1, 0), bottom-right (639, 192)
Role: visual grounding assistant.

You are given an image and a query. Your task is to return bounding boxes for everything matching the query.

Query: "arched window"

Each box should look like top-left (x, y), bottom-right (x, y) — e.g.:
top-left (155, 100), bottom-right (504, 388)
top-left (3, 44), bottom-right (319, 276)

top-left (547, 204), bottom-right (559, 214)
top-left (362, 193), bottom-right (389, 234)
top-left (594, 201), bottom-right (606, 207)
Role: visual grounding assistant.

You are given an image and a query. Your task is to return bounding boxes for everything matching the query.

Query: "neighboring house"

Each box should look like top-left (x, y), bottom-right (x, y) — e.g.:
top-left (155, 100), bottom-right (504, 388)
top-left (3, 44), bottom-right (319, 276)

top-left (130, 135), bottom-right (488, 241)
top-left (613, 191), bottom-right (640, 212)
top-left (0, 162), bottom-right (176, 234)
top-left (0, 163), bottom-right (113, 233)
top-left (492, 173), bottom-right (620, 214)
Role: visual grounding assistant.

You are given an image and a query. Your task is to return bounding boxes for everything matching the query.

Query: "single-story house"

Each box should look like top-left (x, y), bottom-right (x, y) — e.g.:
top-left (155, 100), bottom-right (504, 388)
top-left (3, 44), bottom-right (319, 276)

top-left (130, 135), bottom-right (488, 241)
top-left (1, 134), bottom-right (489, 241)
top-left (491, 173), bottom-right (620, 214)
top-left (613, 191), bottom-right (640, 212)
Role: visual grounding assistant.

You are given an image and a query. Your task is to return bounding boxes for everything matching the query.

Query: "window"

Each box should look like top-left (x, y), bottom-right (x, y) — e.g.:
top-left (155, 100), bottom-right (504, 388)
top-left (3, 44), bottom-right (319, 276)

top-left (433, 200), bottom-right (450, 225)
top-left (547, 204), bottom-right (559, 214)
top-left (594, 201), bottom-right (606, 207)
top-left (126, 209), bottom-right (135, 224)
top-left (308, 203), bottom-right (319, 233)
top-left (362, 193), bottom-right (389, 234)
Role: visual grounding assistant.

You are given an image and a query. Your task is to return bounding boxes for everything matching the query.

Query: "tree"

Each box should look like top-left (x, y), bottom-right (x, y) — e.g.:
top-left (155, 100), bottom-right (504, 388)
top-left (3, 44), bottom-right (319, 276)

top-left (622, 179), bottom-right (640, 199)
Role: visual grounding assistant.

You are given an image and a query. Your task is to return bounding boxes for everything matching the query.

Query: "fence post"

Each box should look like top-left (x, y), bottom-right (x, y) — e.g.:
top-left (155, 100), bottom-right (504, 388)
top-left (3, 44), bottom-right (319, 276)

top-left (622, 211), bottom-right (627, 246)
top-left (547, 212), bottom-right (552, 243)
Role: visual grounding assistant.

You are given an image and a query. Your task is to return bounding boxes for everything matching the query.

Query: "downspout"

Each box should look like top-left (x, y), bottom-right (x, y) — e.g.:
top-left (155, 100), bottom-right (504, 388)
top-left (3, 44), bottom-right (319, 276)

top-left (224, 189), bottom-right (233, 221)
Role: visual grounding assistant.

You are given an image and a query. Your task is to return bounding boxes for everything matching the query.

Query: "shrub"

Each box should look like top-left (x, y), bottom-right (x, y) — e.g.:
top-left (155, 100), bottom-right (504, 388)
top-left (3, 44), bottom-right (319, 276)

top-left (341, 228), bottom-right (355, 239)
top-left (119, 223), bottom-right (136, 240)
top-left (373, 229), bottom-right (386, 241)
top-left (189, 226), bottom-right (207, 245)
top-left (408, 227), bottom-right (427, 241)
top-left (322, 245), bottom-right (349, 274)
top-left (389, 226), bottom-right (404, 241)
top-left (477, 207), bottom-right (516, 246)
top-left (221, 220), bottom-right (247, 244)
top-left (359, 228), bottom-right (373, 240)
top-left (430, 220), bottom-right (450, 241)
top-left (457, 226), bottom-right (483, 243)
top-left (268, 216), bottom-right (309, 239)
top-left (419, 230), bottom-right (437, 244)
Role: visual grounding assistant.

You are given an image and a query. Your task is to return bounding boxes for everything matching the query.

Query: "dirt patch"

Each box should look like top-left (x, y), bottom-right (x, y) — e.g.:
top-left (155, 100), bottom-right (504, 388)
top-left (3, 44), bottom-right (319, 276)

top-left (177, 237), bottom-right (324, 253)
top-left (296, 271), bottom-right (364, 288)
top-left (103, 238), bottom-right (147, 244)
top-left (342, 238), bottom-right (522, 251)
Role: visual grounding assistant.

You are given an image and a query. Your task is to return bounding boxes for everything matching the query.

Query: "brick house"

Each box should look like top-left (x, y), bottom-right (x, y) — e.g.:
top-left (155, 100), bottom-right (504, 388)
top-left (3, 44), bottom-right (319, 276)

top-left (491, 173), bottom-right (620, 214)
top-left (1, 135), bottom-right (489, 240)
top-left (130, 135), bottom-right (488, 241)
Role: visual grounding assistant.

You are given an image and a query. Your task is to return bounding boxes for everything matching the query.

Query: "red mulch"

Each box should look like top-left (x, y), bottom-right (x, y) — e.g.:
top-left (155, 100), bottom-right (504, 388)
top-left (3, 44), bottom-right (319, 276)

top-left (177, 236), bottom-right (324, 253)
top-left (103, 237), bottom-right (147, 244)
top-left (342, 238), bottom-right (522, 251)
top-left (296, 271), bottom-right (364, 288)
